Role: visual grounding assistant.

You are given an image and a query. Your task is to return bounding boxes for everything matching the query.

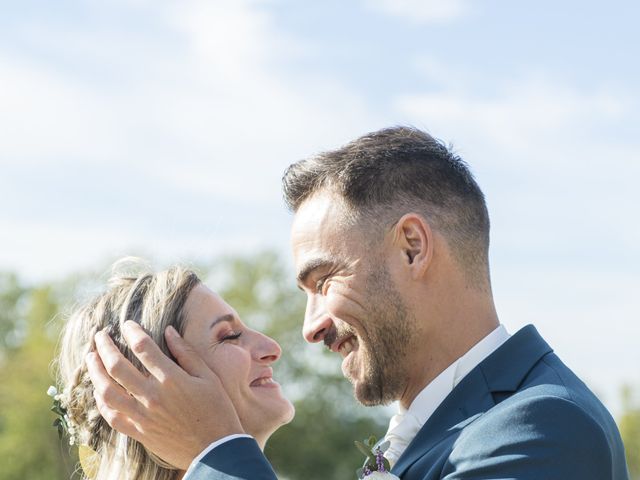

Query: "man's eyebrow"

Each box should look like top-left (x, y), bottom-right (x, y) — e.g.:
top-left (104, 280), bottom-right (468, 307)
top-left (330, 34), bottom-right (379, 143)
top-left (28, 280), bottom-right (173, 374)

top-left (209, 313), bottom-right (235, 330)
top-left (296, 257), bottom-right (335, 287)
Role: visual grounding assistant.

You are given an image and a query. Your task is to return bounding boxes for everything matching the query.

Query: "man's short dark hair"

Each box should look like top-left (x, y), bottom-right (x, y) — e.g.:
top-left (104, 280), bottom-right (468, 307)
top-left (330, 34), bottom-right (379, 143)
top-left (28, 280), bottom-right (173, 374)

top-left (282, 126), bottom-right (491, 284)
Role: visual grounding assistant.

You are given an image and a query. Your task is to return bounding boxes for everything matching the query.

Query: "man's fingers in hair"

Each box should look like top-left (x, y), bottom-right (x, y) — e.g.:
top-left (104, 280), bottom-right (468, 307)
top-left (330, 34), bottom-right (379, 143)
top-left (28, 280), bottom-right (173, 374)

top-left (86, 351), bottom-right (141, 415)
top-left (93, 330), bottom-right (148, 397)
top-left (165, 326), bottom-right (213, 379)
top-left (122, 321), bottom-right (182, 383)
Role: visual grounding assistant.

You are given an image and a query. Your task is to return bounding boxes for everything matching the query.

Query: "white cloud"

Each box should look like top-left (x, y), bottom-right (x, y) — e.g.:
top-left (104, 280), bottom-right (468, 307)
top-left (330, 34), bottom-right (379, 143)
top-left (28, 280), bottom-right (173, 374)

top-left (393, 72), bottom-right (640, 251)
top-left (363, 0), bottom-right (468, 23)
top-left (0, 0), bottom-right (379, 171)
top-left (0, 54), bottom-right (122, 165)
top-left (153, 0), bottom-right (380, 188)
top-left (394, 76), bottom-right (628, 159)
top-left (0, 0), bottom-right (385, 281)
top-left (0, 205), bottom-right (292, 283)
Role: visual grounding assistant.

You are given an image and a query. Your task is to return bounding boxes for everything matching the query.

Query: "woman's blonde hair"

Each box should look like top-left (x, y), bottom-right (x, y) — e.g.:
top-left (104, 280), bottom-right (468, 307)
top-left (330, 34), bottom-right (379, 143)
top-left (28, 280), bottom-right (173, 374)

top-left (55, 259), bottom-right (201, 480)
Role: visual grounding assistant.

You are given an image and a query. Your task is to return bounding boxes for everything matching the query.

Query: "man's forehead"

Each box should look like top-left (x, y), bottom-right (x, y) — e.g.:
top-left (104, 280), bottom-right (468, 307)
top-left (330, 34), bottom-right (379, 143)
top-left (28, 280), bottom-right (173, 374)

top-left (292, 193), bottom-right (342, 227)
top-left (289, 193), bottom-right (368, 276)
top-left (290, 196), bottom-right (342, 252)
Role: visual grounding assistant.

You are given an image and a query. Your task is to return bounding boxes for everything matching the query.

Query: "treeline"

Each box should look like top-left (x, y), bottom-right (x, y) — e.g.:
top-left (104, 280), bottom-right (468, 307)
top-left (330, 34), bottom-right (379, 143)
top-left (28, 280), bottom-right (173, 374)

top-left (0, 252), bottom-right (637, 479)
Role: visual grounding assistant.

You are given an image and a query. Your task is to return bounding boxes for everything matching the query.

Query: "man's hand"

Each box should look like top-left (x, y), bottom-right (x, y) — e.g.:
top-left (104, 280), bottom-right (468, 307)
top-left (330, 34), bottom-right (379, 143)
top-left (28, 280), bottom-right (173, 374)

top-left (86, 320), bottom-right (244, 470)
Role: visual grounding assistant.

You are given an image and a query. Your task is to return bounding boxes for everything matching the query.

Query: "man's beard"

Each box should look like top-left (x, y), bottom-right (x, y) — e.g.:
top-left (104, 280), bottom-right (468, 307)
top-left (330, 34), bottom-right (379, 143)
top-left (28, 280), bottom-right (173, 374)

top-left (350, 266), bottom-right (413, 406)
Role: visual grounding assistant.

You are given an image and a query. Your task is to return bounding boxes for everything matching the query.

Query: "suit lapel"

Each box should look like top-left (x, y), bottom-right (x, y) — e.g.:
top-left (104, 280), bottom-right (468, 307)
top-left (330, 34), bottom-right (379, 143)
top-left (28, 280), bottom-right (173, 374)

top-left (479, 325), bottom-right (552, 392)
top-left (391, 325), bottom-right (553, 478)
top-left (391, 366), bottom-right (495, 477)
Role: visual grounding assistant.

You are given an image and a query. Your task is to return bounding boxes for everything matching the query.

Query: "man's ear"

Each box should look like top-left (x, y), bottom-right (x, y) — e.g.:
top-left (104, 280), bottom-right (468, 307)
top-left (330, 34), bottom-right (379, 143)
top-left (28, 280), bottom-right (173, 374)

top-left (394, 213), bottom-right (433, 279)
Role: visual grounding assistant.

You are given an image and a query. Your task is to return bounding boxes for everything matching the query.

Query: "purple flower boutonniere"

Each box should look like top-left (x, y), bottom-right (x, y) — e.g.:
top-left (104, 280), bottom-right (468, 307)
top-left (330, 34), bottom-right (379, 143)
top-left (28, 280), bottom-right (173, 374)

top-left (355, 435), bottom-right (400, 479)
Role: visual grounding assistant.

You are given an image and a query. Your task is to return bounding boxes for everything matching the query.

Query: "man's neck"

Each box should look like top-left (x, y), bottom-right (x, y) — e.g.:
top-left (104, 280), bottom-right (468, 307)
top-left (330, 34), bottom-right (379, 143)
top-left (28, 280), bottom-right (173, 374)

top-left (399, 314), bottom-right (499, 409)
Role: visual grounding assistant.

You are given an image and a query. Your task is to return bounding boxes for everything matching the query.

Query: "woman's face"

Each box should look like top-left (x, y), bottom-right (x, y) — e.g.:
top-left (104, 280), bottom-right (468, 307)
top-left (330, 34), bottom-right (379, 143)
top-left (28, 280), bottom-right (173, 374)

top-left (182, 284), bottom-right (294, 445)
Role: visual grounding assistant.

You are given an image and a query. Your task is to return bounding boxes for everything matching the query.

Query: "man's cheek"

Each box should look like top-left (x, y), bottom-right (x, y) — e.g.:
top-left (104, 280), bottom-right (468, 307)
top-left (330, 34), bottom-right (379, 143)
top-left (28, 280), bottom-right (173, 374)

top-left (325, 291), bottom-right (349, 317)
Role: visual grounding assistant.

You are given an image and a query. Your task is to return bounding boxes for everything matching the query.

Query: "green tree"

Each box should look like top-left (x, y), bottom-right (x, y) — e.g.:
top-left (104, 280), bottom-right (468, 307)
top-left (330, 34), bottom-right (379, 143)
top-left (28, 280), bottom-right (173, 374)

top-left (619, 385), bottom-right (640, 479)
top-left (0, 285), bottom-right (76, 480)
top-left (0, 272), bottom-right (27, 351)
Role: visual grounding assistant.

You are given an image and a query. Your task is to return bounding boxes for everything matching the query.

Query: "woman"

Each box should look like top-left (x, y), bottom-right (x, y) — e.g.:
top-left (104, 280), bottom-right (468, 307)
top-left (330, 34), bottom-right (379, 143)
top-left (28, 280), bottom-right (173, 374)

top-left (54, 260), bottom-right (295, 480)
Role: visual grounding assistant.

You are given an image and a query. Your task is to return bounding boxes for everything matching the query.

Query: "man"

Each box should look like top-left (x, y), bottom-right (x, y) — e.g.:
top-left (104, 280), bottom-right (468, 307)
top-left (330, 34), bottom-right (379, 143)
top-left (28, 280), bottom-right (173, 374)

top-left (87, 127), bottom-right (629, 479)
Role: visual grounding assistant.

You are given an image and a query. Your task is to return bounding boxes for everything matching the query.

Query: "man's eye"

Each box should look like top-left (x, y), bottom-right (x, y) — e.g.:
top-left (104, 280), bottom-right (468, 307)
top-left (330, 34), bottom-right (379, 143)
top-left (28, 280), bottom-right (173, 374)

top-left (221, 331), bottom-right (242, 342)
top-left (315, 277), bottom-right (327, 294)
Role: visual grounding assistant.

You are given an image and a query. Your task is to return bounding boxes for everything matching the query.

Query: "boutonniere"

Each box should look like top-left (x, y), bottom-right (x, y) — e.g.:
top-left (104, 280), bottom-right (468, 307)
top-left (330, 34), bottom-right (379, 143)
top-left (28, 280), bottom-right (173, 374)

top-left (354, 435), bottom-right (400, 479)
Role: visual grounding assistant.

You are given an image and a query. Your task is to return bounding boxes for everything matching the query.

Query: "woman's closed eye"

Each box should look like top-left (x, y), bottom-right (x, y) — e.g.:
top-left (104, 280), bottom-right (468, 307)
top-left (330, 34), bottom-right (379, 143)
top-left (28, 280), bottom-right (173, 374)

top-left (220, 330), bottom-right (243, 343)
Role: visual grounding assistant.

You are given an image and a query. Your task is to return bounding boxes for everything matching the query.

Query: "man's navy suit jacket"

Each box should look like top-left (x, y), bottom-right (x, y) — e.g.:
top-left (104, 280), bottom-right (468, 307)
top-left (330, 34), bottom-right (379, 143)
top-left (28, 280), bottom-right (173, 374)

top-left (187, 325), bottom-right (630, 479)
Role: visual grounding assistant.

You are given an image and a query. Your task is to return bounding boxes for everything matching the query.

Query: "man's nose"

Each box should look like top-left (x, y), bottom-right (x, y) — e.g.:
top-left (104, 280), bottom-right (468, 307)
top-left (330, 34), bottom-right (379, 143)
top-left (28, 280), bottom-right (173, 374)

top-left (302, 295), bottom-right (333, 343)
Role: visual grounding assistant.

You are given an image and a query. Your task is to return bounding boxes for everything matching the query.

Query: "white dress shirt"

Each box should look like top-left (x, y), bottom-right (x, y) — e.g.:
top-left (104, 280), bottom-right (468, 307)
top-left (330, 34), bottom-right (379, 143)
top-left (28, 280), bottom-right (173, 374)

top-left (383, 324), bottom-right (511, 464)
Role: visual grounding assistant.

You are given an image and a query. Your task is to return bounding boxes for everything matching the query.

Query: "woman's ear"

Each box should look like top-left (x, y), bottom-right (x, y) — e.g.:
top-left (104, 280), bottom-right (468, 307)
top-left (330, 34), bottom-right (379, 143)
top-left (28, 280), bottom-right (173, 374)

top-left (394, 213), bottom-right (433, 279)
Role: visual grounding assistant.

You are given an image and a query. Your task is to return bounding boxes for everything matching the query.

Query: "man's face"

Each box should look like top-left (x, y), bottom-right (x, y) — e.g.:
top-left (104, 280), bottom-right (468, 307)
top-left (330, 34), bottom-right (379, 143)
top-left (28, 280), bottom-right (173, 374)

top-left (291, 193), bottom-right (415, 405)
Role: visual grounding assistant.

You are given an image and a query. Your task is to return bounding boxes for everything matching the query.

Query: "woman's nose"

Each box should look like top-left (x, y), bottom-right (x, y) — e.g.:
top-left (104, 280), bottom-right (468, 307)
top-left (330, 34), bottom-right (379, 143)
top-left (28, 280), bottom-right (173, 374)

top-left (255, 331), bottom-right (282, 363)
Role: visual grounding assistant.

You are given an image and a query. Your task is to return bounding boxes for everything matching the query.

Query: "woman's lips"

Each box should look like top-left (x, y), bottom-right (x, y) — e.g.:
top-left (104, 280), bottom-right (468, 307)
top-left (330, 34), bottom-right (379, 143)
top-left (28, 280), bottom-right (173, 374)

top-left (250, 376), bottom-right (276, 387)
top-left (250, 368), bottom-right (280, 388)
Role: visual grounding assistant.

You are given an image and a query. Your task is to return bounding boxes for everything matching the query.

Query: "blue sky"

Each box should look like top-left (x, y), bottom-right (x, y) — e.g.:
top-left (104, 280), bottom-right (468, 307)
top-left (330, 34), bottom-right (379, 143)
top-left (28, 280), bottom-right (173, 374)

top-left (1, 0), bottom-right (638, 414)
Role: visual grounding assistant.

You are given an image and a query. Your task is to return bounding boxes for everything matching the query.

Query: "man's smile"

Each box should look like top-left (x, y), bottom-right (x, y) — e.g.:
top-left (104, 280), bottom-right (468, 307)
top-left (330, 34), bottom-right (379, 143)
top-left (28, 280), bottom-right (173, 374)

top-left (337, 335), bottom-right (357, 357)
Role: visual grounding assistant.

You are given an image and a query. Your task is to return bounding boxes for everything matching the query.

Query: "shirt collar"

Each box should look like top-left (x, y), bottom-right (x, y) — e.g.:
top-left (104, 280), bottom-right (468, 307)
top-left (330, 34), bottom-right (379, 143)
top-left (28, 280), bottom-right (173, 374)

top-left (403, 324), bottom-right (511, 426)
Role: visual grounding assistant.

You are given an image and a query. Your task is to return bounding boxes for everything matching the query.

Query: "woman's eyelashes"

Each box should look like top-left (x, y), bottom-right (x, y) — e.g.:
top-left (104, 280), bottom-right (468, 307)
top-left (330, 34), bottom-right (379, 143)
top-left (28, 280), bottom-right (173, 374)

top-left (220, 330), bottom-right (243, 343)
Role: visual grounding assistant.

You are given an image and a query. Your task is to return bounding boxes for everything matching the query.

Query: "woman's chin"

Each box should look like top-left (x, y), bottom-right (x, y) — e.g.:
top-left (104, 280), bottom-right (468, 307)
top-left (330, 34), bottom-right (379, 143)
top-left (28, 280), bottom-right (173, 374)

top-left (246, 399), bottom-right (295, 448)
top-left (281, 399), bottom-right (296, 425)
top-left (265, 388), bottom-right (296, 425)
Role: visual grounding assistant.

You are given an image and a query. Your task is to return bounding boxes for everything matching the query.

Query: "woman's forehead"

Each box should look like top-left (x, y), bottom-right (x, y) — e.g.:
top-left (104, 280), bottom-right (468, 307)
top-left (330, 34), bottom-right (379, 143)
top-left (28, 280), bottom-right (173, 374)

top-left (185, 284), bottom-right (235, 325)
